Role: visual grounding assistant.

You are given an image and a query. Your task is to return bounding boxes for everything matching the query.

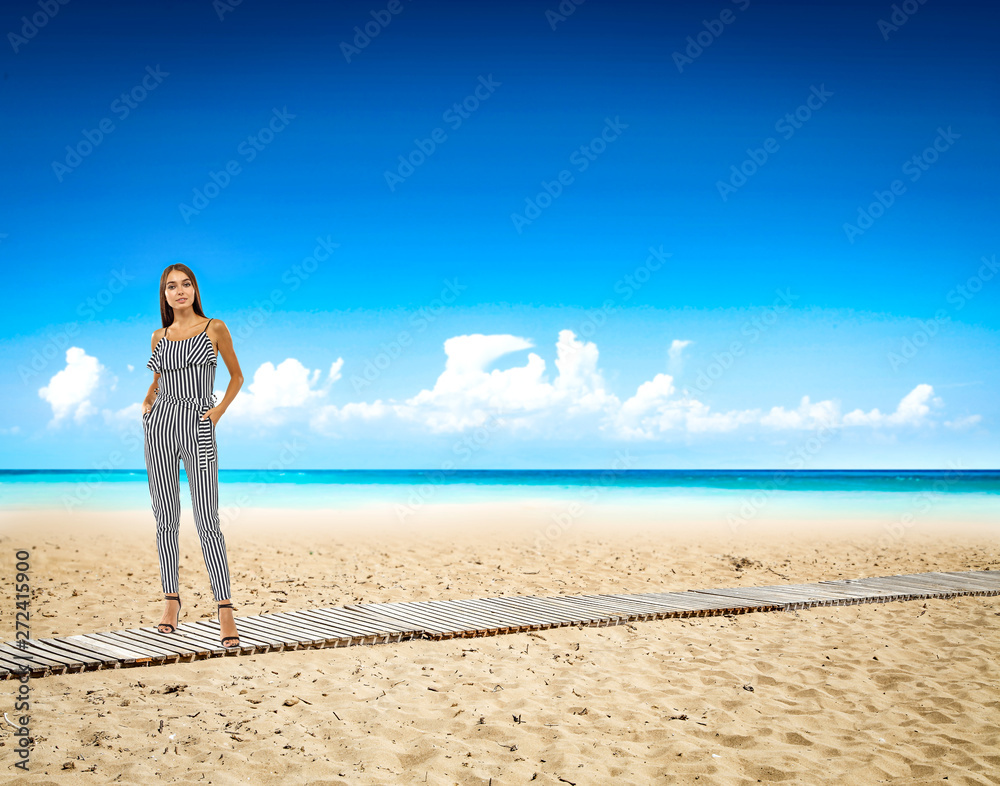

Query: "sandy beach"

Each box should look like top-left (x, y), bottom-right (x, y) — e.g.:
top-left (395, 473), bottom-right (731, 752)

top-left (1, 503), bottom-right (998, 784)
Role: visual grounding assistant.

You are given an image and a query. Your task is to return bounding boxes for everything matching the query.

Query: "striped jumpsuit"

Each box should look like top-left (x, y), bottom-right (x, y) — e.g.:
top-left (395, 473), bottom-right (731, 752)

top-left (143, 318), bottom-right (231, 602)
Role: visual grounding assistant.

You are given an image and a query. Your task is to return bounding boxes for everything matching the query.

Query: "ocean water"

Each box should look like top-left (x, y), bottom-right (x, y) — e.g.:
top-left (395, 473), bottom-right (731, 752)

top-left (0, 470), bottom-right (997, 521)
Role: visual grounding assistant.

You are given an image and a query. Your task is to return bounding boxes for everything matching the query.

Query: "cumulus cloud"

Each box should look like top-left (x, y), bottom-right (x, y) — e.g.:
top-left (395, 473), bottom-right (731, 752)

top-left (227, 358), bottom-right (342, 426)
top-left (38, 347), bottom-right (107, 425)
top-left (246, 337), bottom-right (968, 442)
top-left (760, 395), bottom-right (841, 430)
top-left (612, 374), bottom-right (762, 439)
top-left (842, 383), bottom-right (940, 427)
top-left (392, 330), bottom-right (617, 434)
top-left (53, 334), bottom-right (978, 446)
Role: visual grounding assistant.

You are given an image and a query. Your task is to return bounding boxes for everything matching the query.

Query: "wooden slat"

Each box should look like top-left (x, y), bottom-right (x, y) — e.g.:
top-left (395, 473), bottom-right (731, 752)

top-left (0, 641), bottom-right (80, 675)
top-left (572, 594), bottom-right (673, 619)
top-left (694, 586), bottom-right (839, 608)
top-left (343, 603), bottom-right (458, 637)
top-left (0, 648), bottom-right (32, 674)
top-left (933, 572), bottom-right (1000, 593)
top-left (98, 629), bottom-right (204, 658)
top-left (541, 595), bottom-right (634, 623)
top-left (482, 595), bottom-right (593, 627)
top-left (387, 599), bottom-right (509, 636)
top-left (521, 596), bottom-right (619, 626)
top-left (460, 597), bottom-right (556, 633)
top-left (933, 570), bottom-right (1000, 586)
top-left (3, 569), bottom-right (998, 679)
top-left (461, 597), bottom-right (563, 631)
top-left (815, 582), bottom-right (908, 601)
top-left (317, 604), bottom-right (427, 637)
top-left (36, 636), bottom-right (143, 667)
top-left (665, 592), bottom-right (782, 613)
top-left (490, 595), bottom-right (601, 624)
top-left (358, 601), bottom-right (476, 636)
top-left (385, 599), bottom-right (502, 635)
top-left (897, 573), bottom-right (999, 593)
top-left (228, 613), bottom-right (332, 648)
top-left (292, 608), bottom-right (402, 644)
top-left (846, 577), bottom-right (960, 598)
top-left (280, 609), bottom-right (377, 643)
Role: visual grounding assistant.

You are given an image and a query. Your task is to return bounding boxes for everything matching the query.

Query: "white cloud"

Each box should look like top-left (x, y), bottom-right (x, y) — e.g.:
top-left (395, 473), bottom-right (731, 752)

top-left (944, 414), bottom-right (982, 430)
top-left (612, 374), bottom-right (762, 439)
top-left (667, 338), bottom-right (692, 375)
top-left (668, 339), bottom-right (692, 361)
top-left (308, 337), bottom-right (971, 441)
top-left (843, 384), bottom-right (939, 427)
top-left (49, 337), bottom-right (980, 447)
top-left (225, 358), bottom-right (342, 426)
top-left (392, 330), bottom-right (618, 434)
top-left (760, 395), bottom-right (841, 430)
top-left (38, 347), bottom-right (106, 425)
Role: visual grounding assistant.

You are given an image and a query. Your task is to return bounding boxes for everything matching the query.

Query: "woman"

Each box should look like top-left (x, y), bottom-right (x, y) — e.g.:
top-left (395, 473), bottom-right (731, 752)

top-left (142, 264), bottom-right (244, 649)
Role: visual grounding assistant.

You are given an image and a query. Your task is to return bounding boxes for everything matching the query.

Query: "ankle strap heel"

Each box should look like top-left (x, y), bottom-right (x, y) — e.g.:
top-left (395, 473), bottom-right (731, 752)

top-left (157, 594), bottom-right (182, 635)
top-left (217, 602), bottom-right (240, 650)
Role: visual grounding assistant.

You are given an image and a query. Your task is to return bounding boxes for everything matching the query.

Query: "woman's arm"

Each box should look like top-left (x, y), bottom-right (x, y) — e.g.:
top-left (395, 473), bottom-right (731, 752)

top-left (142, 329), bottom-right (162, 414)
top-left (208, 319), bottom-right (244, 418)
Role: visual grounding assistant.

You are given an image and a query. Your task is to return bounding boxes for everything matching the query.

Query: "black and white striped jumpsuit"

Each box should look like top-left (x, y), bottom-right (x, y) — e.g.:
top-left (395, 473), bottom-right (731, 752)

top-left (143, 318), bottom-right (231, 602)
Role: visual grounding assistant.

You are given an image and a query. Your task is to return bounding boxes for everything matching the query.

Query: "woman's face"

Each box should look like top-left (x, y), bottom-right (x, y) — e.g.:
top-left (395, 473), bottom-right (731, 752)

top-left (164, 272), bottom-right (196, 311)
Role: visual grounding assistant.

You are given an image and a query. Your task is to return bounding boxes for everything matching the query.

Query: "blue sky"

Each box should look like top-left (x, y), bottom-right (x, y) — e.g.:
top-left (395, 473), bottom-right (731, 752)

top-left (0, 0), bottom-right (997, 469)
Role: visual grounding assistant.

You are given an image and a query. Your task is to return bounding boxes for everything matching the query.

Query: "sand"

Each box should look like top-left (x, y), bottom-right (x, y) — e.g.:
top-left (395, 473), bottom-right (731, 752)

top-left (0, 502), bottom-right (998, 785)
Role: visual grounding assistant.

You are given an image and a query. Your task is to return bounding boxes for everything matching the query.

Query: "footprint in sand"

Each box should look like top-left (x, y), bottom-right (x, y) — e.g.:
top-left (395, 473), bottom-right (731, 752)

top-left (783, 731), bottom-right (812, 746)
top-left (746, 764), bottom-right (796, 782)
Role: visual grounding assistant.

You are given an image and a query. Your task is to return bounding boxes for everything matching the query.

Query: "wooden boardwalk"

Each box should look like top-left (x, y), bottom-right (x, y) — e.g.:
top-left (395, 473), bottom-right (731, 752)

top-left (2, 569), bottom-right (998, 680)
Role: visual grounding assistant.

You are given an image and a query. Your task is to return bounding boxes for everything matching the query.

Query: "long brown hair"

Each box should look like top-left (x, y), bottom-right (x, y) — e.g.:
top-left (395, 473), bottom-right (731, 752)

top-left (156, 264), bottom-right (208, 328)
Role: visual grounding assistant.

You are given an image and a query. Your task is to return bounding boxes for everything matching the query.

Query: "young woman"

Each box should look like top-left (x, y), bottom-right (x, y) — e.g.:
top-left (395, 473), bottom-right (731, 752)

top-left (142, 264), bottom-right (244, 649)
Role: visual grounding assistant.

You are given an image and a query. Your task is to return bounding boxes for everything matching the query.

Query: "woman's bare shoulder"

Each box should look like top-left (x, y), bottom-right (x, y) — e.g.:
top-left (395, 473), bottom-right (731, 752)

top-left (206, 318), bottom-right (231, 336)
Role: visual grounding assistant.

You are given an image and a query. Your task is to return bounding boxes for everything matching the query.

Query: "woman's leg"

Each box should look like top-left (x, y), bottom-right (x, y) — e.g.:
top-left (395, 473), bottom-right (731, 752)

top-left (182, 416), bottom-right (232, 603)
top-left (144, 410), bottom-right (182, 595)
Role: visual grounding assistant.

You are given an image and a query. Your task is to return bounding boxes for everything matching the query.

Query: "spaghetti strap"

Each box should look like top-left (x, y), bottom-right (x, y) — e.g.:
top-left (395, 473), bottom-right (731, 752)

top-left (201, 318), bottom-right (212, 333)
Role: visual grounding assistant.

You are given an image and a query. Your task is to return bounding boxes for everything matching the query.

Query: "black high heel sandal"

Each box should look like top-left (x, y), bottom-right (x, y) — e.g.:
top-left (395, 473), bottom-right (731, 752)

top-left (217, 602), bottom-right (240, 649)
top-left (157, 593), bottom-right (182, 634)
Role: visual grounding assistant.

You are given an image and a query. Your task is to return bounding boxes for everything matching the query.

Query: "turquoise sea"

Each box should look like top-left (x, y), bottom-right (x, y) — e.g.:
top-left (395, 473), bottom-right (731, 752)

top-left (0, 470), bottom-right (998, 520)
